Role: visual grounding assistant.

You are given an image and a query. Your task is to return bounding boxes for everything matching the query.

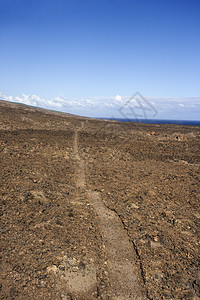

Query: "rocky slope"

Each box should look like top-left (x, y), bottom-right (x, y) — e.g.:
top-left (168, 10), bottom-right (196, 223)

top-left (0, 100), bottom-right (199, 299)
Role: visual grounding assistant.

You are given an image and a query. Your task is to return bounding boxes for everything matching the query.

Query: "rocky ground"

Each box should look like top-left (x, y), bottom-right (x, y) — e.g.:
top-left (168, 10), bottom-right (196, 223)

top-left (0, 100), bottom-right (199, 299)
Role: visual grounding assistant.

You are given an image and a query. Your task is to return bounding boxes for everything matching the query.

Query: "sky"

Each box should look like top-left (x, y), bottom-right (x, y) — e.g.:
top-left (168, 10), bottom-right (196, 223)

top-left (0, 0), bottom-right (200, 119)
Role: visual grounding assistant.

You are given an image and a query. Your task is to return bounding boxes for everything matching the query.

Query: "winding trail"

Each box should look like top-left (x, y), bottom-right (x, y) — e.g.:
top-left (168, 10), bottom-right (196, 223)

top-left (73, 122), bottom-right (147, 299)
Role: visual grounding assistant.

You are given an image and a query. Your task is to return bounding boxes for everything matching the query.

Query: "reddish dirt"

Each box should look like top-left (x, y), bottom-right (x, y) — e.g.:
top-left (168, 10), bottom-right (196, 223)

top-left (0, 100), bottom-right (200, 299)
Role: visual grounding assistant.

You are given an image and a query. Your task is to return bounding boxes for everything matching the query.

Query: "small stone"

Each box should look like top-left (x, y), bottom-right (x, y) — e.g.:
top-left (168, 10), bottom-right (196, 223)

top-left (67, 257), bottom-right (76, 267)
top-left (130, 203), bottom-right (139, 209)
top-left (58, 264), bottom-right (65, 271)
top-left (47, 265), bottom-right (58, 273)
top-left (10, 287), bottom-right (18, 298)
top-left (40, 280), bottom-right (46, 287)
top-left (78, 261), bottom-right (86, 270)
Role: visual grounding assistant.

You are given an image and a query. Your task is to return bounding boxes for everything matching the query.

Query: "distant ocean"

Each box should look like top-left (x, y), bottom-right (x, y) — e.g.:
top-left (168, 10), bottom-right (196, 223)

top-left (103, 118), bottom-right (200, 126)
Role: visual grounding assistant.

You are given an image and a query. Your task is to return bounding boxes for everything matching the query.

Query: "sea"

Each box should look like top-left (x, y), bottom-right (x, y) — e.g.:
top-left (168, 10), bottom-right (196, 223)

top-left (103, 118), bottom-right (200, 126)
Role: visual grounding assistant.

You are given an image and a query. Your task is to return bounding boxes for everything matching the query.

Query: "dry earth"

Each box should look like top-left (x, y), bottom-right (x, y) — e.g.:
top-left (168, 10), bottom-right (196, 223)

top-left (0, 100), bottom-right (200, 299)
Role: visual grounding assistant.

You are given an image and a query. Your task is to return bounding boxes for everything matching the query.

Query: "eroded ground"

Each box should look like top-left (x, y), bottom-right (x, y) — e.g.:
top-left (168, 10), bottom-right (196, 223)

top-left (0, 100), bottom-right (200, 299)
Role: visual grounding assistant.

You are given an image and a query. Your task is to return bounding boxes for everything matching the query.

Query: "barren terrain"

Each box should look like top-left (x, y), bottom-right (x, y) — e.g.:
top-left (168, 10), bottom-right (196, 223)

top-left (0, 100), bottom-right (200, 299)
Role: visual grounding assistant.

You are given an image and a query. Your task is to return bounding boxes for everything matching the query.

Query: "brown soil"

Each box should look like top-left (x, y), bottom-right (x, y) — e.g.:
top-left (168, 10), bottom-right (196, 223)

top-left (0, 100), bottom-right (199, 299)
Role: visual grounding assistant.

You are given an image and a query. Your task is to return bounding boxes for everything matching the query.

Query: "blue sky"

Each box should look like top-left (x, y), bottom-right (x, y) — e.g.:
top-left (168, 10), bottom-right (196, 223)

top-left (0, 0), bottom-right (200, 119)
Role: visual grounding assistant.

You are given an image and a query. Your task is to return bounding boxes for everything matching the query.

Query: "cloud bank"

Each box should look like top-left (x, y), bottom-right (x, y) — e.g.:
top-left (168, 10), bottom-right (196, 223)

top-left (0, 92), bottom-right (200, 120)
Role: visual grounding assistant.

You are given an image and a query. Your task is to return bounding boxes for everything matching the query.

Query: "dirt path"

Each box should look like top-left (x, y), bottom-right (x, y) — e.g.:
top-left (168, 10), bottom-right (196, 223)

top-left (71, 122), bottom-right (147, 299)
top-left (74, 130), bottom-right (85, 188)
top-left (88, 191), bottom-right (146, 299)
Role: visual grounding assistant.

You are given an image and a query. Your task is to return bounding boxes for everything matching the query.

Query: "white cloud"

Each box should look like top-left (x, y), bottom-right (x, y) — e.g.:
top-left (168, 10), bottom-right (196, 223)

top-left (105, 103), bottom-right (114, 107)
top-left (0, 91), bottom-right (200, 120)
top-left (86, 99), bottom-right (95, 105)
top-left (115, 95), bottom-right (122, 101)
